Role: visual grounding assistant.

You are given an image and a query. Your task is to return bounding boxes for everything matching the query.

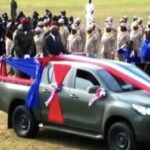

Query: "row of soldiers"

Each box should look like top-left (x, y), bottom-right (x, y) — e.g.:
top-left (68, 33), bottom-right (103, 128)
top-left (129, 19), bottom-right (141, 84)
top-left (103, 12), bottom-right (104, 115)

top-left (1, 10), bottom-right (150, 63)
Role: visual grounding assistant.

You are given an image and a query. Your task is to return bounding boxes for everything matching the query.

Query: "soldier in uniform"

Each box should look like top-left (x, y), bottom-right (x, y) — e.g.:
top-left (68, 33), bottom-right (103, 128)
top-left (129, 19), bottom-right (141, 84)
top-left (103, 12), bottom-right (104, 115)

top-left (117, 23), bottom-right (130, 61)
top-left (31, 11), bottom-right (39, 29)
top-left (60, 10), bottom-right (68, 26)
top-left (91, 20), bottom-right (102, 43)
top-left (74, 17), bottom-right (86, 52)
top-left (11, 18), bottom-right (36, 77)
top-left (0, 18), bottom-right (6, 56)
top-left (67, 24), bottom-right (81, 53)
top-left (58, 18), bottom-right (69, 48)
top-left (84, 24), bottom-right (99, 57)
top-left (130, 21), bottom-right (143, 56)
top-left (133, 16), bottom-right (138, 22)
top-left (43, 19), bottom-right (50, 32)
top-left (5, 21), bottom-right (16, 56)
top-left (122, 15), bottom-right (131, 32)
top-left (105, 16), bottom-right (117, 38)
top-left (34, 27), bottom-right (44, 54)
top-left (137, 17), bottom-right (145, 40)
top-left (100, 25), bottom-right (116, 59)
top-left (11, 18), bottom-right (36, 58)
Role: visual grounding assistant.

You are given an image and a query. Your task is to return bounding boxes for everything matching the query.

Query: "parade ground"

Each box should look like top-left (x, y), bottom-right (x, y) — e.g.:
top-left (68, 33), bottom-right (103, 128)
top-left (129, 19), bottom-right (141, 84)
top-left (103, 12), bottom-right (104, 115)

top-left (0, 111), bottom-right (106, 150)
top-left (1, 0), bottom-right (150, 26)
top-left (1, 0), bottom-right (150, 150)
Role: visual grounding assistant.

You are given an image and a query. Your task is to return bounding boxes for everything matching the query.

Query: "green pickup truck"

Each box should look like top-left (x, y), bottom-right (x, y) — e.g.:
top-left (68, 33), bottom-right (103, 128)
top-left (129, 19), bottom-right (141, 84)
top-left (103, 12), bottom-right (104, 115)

top-left (0, 57), bottom-right (150, 150)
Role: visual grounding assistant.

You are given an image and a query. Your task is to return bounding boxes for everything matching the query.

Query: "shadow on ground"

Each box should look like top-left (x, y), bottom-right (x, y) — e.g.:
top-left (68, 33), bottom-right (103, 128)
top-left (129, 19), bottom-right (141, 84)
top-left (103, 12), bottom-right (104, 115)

top-left (35, 129), bottom-right (150, 150)
top-left (35, 129), bottom-right (106, 150)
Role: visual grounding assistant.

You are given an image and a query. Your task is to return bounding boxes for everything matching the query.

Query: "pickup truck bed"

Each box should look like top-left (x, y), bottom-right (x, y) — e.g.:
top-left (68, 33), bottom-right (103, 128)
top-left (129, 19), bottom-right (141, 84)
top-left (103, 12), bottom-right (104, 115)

top-left (0, 76), bottom-right (33, 86)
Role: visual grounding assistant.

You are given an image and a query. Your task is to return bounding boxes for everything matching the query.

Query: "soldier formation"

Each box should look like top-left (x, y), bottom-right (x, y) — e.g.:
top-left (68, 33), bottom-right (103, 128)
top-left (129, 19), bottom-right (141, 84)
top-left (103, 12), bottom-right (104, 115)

top-left (0, 4), bottom-right (150, 65)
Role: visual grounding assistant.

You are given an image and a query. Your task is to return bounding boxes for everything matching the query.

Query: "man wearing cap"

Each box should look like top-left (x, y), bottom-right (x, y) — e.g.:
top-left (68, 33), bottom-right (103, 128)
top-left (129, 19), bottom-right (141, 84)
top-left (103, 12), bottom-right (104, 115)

top-left (10, 18), bottom-right (36, 77)
top-left (11, 17), bottom-right (36, 58)
top-left (105, 16), bottom-right (117, 38)
top-left (101, 25), bottom-right (116, 59)
top-left (91, 20), bottom-right (102, 43)
top-left (117, 23), bottom-right (130, 60)
top-left (131, 16), bottom-right (138, 30)
top-left (137, 17), bottom-right (145, 39)
top-left (60, 10), bottom-right (68, 26)
top-left (122, 15), bottom-right (131, 32)
top-left (34, 27), bottom-right (44, 54)
top-left (58, 18), bottom-right (69, 48)
top-left (37, 21), bottom-right (44, 29)
top-left (130, 21), bottom-right (143, 56)
top-left (84, 24), bottom-right (99, 57)
top-left (43, 25), bottom-right (68, 56)
top-left (67, 24), bottom-right (81, 53)
top-left (74, 17), bottom-right (86, 52)
top-left (43, 19), bottom-right (50, 32)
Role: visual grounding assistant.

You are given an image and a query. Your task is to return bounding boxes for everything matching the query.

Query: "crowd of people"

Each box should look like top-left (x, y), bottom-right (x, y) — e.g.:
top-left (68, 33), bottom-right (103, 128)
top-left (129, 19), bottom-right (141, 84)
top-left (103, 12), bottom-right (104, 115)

top-left (0, 0), bottom-right (150, 68)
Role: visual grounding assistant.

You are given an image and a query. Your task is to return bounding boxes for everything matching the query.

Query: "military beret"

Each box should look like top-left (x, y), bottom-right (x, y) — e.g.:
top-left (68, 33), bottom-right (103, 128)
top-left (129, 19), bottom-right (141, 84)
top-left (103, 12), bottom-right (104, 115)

top-left (20, 18), bottom-right (30, 25)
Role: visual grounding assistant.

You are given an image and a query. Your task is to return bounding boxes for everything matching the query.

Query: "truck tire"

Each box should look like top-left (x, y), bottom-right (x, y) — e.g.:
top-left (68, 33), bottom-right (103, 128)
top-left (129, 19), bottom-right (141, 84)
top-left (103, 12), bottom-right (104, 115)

top-left (12, 105), bottom-right (39, 138)
top-left (107, 122), bottom-right (136, 150)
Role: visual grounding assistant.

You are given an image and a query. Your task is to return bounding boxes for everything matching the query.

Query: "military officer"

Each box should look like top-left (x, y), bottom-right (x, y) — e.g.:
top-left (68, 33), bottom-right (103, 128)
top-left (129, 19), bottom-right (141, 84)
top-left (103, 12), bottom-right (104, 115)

top-left (67, 24), bottom-right (81, 53)
top-left (130, 21), bottom-right (142, 56)
top-left (101, 24), bottom-right (116, 59)
top-left (84, 24), bottom-right (99, 57)
top-left (117, 23), bottom-right (130, 60)
top-left (58, 18), bottom-right (70, 48)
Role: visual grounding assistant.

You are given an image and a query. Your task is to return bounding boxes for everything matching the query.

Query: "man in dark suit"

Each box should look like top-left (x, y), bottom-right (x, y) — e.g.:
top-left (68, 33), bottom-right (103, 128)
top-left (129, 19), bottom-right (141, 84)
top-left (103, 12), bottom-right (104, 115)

top-left (43, 25), bottom-right (68, 56)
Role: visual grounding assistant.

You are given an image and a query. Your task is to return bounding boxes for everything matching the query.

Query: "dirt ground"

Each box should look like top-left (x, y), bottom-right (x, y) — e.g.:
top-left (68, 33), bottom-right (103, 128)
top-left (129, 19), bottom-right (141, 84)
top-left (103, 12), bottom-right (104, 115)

top-left (0, 111), bottom-right (106, 150)
top-left (1, 111), bottom-right (150, 150)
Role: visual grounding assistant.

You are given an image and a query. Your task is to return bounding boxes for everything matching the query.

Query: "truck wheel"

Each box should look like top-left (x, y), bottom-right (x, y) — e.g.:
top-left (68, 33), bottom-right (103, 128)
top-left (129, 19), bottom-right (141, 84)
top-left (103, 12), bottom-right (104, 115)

top-left (107, 122), bottom-right (136, 150)
top-left (12, 105), bottom-right (39, 138)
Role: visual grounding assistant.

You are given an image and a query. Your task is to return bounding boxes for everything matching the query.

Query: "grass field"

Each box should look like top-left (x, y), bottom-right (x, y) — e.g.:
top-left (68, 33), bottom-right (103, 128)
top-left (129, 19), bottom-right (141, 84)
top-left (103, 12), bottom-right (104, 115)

top-left (0, 0), bottom-right (150, 26)
top-left (0, 1), bottom-right (150, 149)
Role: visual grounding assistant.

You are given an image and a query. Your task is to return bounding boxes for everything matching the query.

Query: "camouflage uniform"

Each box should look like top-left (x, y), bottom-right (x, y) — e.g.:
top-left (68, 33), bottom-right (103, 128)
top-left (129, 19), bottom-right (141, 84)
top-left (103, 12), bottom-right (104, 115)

top-left (11, 28), bottom-right (36, 58)
top-left (117, 31), bottom-right (130, 60)
top-left (59, 25), bottom-right (70, 48)
top-left (34, 27), bottom-right (44, 54)
top-left (101, 29), bottom-right (116, 59)
top-left (76, 26), bottom-right (86, 52)
top-left (92, 23), bottom-right (102, 43)
top-left (74, 18), bottom-right (86, 52)
top-left (130, 22), bottom-right (143, 55)
top-left (67, 33), bottom-right (81, 53)
top-left (84, 26), bottom-right (99, 57)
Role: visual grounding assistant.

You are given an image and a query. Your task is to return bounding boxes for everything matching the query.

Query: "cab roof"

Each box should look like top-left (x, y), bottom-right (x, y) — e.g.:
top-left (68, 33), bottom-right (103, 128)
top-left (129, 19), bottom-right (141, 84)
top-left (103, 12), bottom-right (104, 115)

top-left (50, 60), bottom-right (104, 71)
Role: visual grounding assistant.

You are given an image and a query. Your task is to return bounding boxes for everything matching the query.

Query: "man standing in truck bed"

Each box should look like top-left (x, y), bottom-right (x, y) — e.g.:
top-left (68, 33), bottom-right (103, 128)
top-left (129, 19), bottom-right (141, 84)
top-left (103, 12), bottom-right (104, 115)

top-left (11, 18), bottom-right (36, 58)
top-left (43, 25), bottom-right (68, 56)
